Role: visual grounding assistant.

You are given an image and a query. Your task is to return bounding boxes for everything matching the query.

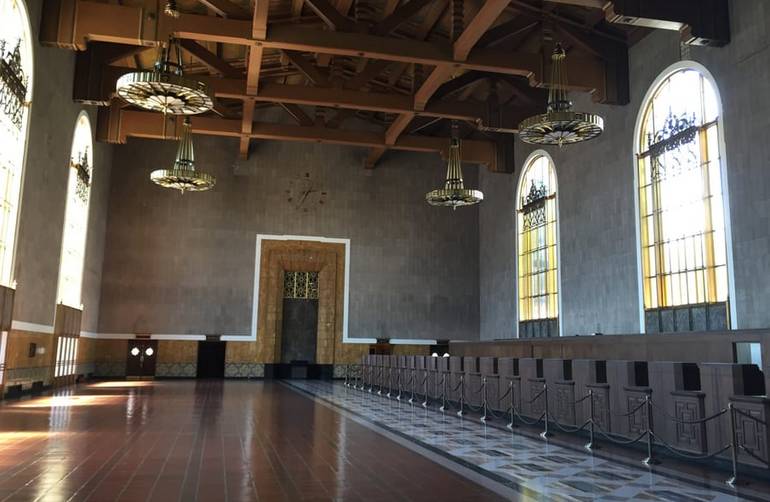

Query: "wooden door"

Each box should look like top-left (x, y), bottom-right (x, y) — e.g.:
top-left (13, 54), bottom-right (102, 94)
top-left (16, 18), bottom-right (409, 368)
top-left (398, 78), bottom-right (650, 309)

top-left (126, 340), bottom-right (158, 377)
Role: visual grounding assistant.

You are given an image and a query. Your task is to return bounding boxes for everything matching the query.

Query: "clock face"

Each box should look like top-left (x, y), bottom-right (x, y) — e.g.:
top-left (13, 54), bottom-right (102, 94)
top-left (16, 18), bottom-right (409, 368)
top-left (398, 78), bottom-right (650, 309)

top-left (285, 172), bottom-right (327, 212)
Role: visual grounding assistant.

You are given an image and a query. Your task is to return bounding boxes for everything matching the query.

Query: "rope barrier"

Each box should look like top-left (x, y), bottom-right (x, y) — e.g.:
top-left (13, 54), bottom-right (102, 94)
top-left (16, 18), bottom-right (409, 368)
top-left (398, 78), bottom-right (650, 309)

top-left (649, 432), bottom-right (732, 461)
top-left (649, 400), bottom-right (728, 425)
top-left (607, 398), bottom-right (647, 418)
top-left (353, 363), bottom-right (769, 484)
top-left (739, 445), bottom-right (770, 467)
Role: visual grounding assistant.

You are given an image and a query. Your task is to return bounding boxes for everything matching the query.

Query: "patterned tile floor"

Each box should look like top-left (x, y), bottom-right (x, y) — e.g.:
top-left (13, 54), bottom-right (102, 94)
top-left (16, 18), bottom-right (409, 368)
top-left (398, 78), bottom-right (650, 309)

top-left (287, 380), bottom-right (770, 502)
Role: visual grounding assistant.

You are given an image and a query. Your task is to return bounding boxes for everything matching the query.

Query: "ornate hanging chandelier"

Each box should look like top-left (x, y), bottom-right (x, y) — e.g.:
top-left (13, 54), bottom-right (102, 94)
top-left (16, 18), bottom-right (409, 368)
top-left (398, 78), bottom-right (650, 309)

top-left (116, 38), bottom-right (213, 115)
top-left (150, 118), bottom-right (216, 193)
top-left (518, 44), bottom-right (603, 146)
top-left (425, 125), bottom-right (483, 209)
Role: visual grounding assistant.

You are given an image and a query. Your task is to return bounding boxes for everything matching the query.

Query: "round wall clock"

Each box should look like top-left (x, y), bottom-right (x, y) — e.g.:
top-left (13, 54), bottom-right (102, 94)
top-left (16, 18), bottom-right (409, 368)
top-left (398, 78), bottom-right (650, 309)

top-left (285, 172), bottom-right (327, 212)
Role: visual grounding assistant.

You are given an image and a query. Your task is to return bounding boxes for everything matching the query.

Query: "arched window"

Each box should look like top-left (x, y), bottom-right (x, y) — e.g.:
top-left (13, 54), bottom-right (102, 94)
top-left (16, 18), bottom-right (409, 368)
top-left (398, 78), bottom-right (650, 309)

top-left (57, 112), bottom-right (93, 308)
top-left (517, 153), bottom-right (559, 338)
top-left (0, 0), bottom-right (33, 286)
top-left (636, 65), bottom-right (731, 332)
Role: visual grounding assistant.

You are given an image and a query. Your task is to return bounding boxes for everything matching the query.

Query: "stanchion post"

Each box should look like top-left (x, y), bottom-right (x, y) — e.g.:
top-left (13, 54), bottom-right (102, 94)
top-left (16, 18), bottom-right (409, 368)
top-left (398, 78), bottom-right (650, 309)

top-left (507, 379), bottom-right (516, 429)
top-left (727, 403), bottom-right (739, 486)
top-left (642, 394), bottom-right (659, 465)
top-left (540, 383), bottom-right (551, 439)
top-left (585, 389), bottom-right (597, 451)
top-left (457, 375), bottom-right (465, 417)
top-left (440, 374), bottom-right (447, 412)
top-left (480, 377), bottom-right (488, 423)
top-left (408, 369), bottom-right (415, 404)
top-left (422, 369), bottom-right (428, 408)
top-left (396, 368), bottom-right (402, 400)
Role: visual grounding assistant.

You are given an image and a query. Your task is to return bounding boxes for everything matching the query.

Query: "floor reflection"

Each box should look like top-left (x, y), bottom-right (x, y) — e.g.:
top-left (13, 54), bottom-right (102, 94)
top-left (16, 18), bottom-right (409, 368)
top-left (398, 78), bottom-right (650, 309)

top-left (0, 380), bottom-right (501, 501)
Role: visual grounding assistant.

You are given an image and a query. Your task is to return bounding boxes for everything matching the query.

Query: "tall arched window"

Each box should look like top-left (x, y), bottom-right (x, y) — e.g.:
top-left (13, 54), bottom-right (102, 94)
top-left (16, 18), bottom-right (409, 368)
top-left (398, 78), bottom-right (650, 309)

top-left (636, 65), bottom-right (731, 332)
top-left (517, 153), bottom-right (559, 338)
top-left (57, 112), bottom-right (93, 308)
top-left (0, 0), bottom-right (33, 286)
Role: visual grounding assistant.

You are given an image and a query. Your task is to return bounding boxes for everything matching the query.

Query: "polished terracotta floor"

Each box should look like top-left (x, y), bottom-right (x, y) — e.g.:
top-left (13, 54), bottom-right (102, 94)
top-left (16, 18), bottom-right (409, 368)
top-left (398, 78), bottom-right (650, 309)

top-left (0, 381), bottom-right (504, 501)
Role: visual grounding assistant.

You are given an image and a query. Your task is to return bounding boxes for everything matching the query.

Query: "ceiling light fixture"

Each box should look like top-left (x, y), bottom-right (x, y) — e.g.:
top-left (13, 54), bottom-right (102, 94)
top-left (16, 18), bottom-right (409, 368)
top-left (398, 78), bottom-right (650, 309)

top-left (518, 44), bottom-right (604, 147)
top-left (425, 124), bottom-right (483, 210)
top-left (116, 38), bottom-right (213, 115)
top-left (150, 118), bottom-right (216, 193)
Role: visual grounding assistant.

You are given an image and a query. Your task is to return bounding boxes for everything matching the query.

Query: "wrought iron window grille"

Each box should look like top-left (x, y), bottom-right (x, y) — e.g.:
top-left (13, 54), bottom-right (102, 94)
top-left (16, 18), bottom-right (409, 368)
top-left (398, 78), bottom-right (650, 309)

top-left (69, 149), bottom-right (91, 203)
top-left (0, 39), bottom-right (28, 129)
top-left (520, 181), bottom-right (553, 230)
top-left (283, 271), bottom-right (319, 299)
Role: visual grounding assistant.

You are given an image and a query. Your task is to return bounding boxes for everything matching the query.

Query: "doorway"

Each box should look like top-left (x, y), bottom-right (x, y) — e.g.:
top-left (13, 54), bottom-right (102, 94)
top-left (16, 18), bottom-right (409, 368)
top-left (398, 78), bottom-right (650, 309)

top-left (281, 298), bottom-right (318, 364)
top-left (197, 341), bottom-right (226, 378)
top-left (126, 340), bottom-right (158, 378)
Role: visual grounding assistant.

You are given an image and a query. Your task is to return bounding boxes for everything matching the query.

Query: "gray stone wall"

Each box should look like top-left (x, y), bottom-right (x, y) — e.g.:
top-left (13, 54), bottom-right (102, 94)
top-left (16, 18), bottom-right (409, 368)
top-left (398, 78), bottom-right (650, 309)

top-left (479, 0), bottom-right (770, 338)
top-left (12, 0), bottom-right (113, 331)
top-left (98, 136), bottom-right (480, 340)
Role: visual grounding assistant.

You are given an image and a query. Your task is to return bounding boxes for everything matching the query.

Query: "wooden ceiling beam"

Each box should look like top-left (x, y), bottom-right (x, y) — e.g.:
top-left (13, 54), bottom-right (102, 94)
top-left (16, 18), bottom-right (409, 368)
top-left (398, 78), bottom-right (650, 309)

top-left (477, 18), bottom-right (539, 48)
top-left (454, 0), bottom-right (513, 61)
top-left (89, 67), bottom-right (490, 122)
top-left (253, 0), bottom-right (270, 39)
top-left (303, 0), bottom-right (357, 31)
top-left (245, 46), bottom-right (263, 95)
top-left (279, 103), bottom-right (315, 126)
top-left (281, 50), bottom-right (331, 86)
top-left (240, 98), bottom-right (255, 159)
top-left (178, 39), bottom-right (241, 78)
top-left (196, 0), bottom-right (251, 19)
top-left (543, 0), bottom-right (608, 8)
top-left (41, 1), bottom-right (609, 94)
top-left (368, 0), bottom-right (512, 168)
top-left (385, 0), bottom-right (448, 88)
top-left (316, 0), bottom-right (354, 67)
top-left (241, 0), bottom-right (270, 158)
top-left (109, 109), bottom-right (498, 169)
top-left (373, 0), bottom-right (435, 36)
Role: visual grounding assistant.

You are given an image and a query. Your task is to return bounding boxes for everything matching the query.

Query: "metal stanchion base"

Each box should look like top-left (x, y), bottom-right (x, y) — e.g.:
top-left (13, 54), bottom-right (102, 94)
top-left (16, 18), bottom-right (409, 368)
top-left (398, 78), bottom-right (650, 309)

top-left (506, 423), bottom-right (516, 429)
top-left (439, 406), bottom-right (446, 412)
top-left (456, 410), bottom-right (464, 417)
top-left (421, 401), bottom-right (428, 408)
top-left (642, 457), bottom-right (660, 466)
top-left (725, 476), bottom-right (748, 487)
top-left (584, 442), bottom-right (599, 451)
top-left (540, 431), bottom-right (552, 439)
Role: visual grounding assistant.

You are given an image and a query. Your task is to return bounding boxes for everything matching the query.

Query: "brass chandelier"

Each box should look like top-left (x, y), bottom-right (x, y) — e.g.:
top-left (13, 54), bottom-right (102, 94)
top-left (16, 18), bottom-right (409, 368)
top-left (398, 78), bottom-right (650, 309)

top-left (425, 125), bottom-right (483, 209)
top-left (151, 118), bottom-right (216, 193)
top-left (115, 38), bottom-right (213, 115)
top-left (518, 44), bottom-right (604, 146)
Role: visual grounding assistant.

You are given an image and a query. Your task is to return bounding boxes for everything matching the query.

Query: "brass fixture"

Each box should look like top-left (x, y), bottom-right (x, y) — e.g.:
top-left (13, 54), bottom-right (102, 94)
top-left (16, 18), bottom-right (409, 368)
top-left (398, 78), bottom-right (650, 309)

top-left (150, 118), bottom-right (215, 193)
top-left (518, 44), bottom-right (604, 146)
top-left (116, 38), bottom-right (213, 115)
top-left (425, 125), bottom-right (483, 209)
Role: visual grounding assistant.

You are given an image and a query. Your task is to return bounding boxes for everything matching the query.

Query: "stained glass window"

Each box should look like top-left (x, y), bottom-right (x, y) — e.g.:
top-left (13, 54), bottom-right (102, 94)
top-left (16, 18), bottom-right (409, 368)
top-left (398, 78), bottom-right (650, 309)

top-left (517, 154), bottom-right (558, 324)
top-left (0, 0), bottom-right (32, 286)
top-left (57, 113), bottom-right (93, 308)
top-left (637, 68), bottom-right (729, 313)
